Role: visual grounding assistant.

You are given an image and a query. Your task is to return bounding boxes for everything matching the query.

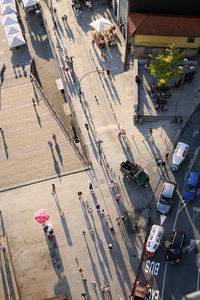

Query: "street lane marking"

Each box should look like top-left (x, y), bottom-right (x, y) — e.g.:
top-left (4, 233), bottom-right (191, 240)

top-left (193, 207), bottom-right (200, 222)
top-left (197, 269), bottom-right (200, 291)
top-left (183, 239), bottom-right (200, 253)
top-left (161, 262), bottom-right (168, 300)
top-left (144, 260), bottom-right (160, 276)
top-left (188, 159), bottom-right (193, 170)
top-left (160, 215), bottom-right (167, 225)
top-left (193, 128), bottom-right (200, 137)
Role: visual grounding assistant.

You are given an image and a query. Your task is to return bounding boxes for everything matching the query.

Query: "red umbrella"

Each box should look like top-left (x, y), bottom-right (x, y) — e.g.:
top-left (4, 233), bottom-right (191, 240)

top-left (34, 209), bottom-right (50, 224)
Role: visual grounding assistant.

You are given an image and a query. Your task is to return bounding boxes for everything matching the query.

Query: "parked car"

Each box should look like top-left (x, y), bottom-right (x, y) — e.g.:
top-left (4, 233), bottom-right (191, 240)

top-left (131, 281), bottom-right (150, 300)
top-left (120, 160), bottom-right (149, 186)
top-left (166, 229), bottom-right (186, 264)
top-left (171, 142), bottom-right (189, 172)
top-left (157, 182), bottom-right (176, 215)
top-left (183, 172), bottom-right (199, 201)
top-left (146, 225), bottom-right (164, 258)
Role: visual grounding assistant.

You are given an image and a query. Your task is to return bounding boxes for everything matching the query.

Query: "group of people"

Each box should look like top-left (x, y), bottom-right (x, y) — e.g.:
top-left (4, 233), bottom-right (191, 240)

top-left (72, 0), bottom-right (93, 15)
top-left (92, 26), bottom-right (117, 48)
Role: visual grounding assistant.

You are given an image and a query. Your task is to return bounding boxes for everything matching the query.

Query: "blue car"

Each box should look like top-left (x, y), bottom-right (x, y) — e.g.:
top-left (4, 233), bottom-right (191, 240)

top-left (183, 172), bottom-right (199, 201)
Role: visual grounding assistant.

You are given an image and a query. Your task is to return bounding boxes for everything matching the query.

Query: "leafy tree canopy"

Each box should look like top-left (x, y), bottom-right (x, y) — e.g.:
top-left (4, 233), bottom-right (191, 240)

top-left (149, 44), bottom-right (186, 86)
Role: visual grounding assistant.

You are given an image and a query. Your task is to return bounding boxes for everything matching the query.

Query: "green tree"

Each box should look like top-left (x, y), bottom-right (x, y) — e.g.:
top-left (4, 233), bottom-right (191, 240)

top-left (149, 44), bottom-right (186, 86)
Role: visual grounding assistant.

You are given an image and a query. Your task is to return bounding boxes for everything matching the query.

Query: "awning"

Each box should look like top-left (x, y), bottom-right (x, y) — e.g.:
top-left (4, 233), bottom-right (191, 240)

top-left (7, 33), bottom-right (25, 48)
top-left (1, 2), bottom-right (17, 15)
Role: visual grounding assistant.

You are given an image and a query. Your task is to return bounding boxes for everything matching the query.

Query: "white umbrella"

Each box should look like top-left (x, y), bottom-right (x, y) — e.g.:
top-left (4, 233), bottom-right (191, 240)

top-left (7, 33), bottom-right (25, 48)
top-left (89, 17), bottom-right (112, 32)
top-left (5, 23), bottom-right (21, 36)
top-left (0, 0), bottom-right (15, 5)
top-left (1, 13), bottom-right (18, 27)
top-left (1, 2), bottom-right (17, 15)
top-left (22, 0), bottom-right (36, 7)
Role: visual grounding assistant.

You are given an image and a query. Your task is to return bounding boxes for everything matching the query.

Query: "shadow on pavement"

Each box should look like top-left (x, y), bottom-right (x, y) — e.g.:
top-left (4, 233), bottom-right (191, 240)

top-left (1, 130), bottom-right (9, 160)
top-left (53, 192), bottom-right (73, 246)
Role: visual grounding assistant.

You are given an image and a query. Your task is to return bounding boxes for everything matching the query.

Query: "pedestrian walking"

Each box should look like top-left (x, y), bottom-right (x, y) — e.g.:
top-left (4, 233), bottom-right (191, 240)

top-left (53, 7), bottom-right (57, 14)
top-left (116, 217), bottom-right (120, 224)
top-left (89, 229), bottom-right (94, 236)
top-left (48, 141), bottom-right (53, 148)
top-left (115, 194), bottom-right (121, 201)
top-left (114, 178), bottom-right (118, 185)
top-left (81, 278), bottom-right (87, 284)
top-left (75, 257), bottom-right (79, 264)
top-left (77, 191), bottom-right (83, 200)
top-left (106, 287), bottom-right (111, 293)
top-left (100, 286), bottom-right (106, 292)
top-left (32, 98), bottom-right (36, 107)
top-left (96, 203), bottom-right (100, 210)
top-left (161, 161), bottom-right (166, 167)
top-left (118, 132), bottom-right (122, 140)
top-left (101, 67), bottom-right (105, 77)
top-left (108, 243), bottom-right (113, 250)
top-left (149, 128), bottom-right (153, 136)
top-left (106, 69), bottom-right (111, 78)
top-left (89, 182), bottom-right (93, 190)
top-left (52, 184), bottom-right (56, 194)
top-left (82, 231), bottom-right (86, 236)
top-left (165, 152), bottom-right (169, 161)
top-left (121, 129), bottom-right (126, 136)
top-left (91, 39), bottom-right (95, 47)
top-left (85, 123), bottom-right (89, 131)
top-left (0, 242), bottom-right (5, 250)
top-left (53, 20), bottom-right (57, 29)
top-left (81, 292), bottom-right (86, 298)
top-left (56, 43), bottom-right (61, 51)
top-left (91, 281), bottom-right (96, 288)
top-left (91, 188), bottom-right (95, 195)
top-left (79, 268), bottom-right (83, 274)
top-left (105, 213), bottom-right (111, 221)
top-left (101, 51), bottom-right (106, 60)
top-left (52, 133), bottom-right (57, 142)
top-left (155, 157), bottom-right (162, 167)
top-left (135, 75), bottom-right (141, 84)
top-left (88, 207), bottom-right (93, 215)
top-left (101, 209), bottom-right (105, 216)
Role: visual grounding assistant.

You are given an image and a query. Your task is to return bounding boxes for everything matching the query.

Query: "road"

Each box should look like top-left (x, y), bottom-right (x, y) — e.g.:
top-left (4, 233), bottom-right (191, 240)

top-left (136, 106), bottom-right (200, 300)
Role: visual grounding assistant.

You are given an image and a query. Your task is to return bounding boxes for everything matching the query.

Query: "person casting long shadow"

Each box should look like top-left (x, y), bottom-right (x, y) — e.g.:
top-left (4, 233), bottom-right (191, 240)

top-left (0, 128), bottom-right (9, 159)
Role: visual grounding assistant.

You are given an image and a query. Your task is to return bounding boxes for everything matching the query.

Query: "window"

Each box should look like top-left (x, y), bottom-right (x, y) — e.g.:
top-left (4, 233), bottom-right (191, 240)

top-left (187, 37), bottom-right (195, 43)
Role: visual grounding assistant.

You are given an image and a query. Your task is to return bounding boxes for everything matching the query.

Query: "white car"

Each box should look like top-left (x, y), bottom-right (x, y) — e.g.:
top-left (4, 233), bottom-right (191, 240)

top-left (171, 142), bottom-right (189, 172)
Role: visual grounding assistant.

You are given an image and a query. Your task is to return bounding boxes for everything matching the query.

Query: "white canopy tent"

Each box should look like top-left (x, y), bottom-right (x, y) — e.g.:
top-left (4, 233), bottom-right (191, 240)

top-left (89, 17), bottom-right (112, 32)
top-left (0, 0), bottom-right (15, 5)
top-left (7, 33), bottom-right (25, 48)
top-left (1, 2), bottom-right (17, 15)
top-left (5, 23), bottom-right (21, 36)
top-left (1, 13), bottom-right (18, 27)
top-left (22, 0), bottom-right (37, 8)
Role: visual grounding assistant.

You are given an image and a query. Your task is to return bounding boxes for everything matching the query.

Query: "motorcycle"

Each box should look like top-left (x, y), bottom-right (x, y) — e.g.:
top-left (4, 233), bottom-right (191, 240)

top-left (155, 105), bottom-right (168, 110)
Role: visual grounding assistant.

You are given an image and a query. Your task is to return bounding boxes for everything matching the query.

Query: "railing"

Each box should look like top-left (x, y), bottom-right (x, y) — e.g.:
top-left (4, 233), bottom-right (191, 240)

top-left (38, 2), bottom-right (91, 166)
top-left (29, 63), bottom-right (90, 166)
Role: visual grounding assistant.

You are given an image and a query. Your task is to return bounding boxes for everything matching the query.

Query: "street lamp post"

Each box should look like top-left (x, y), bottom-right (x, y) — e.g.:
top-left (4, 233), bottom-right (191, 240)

top-left (174, 58), bottom-right (188, 121)
top-left (78, 69), bottom-right (101, 102)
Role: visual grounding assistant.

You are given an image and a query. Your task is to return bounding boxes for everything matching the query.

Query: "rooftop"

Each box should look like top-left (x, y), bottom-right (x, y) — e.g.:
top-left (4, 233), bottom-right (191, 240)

top-left (128, 13), bottom-right (200, 37)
